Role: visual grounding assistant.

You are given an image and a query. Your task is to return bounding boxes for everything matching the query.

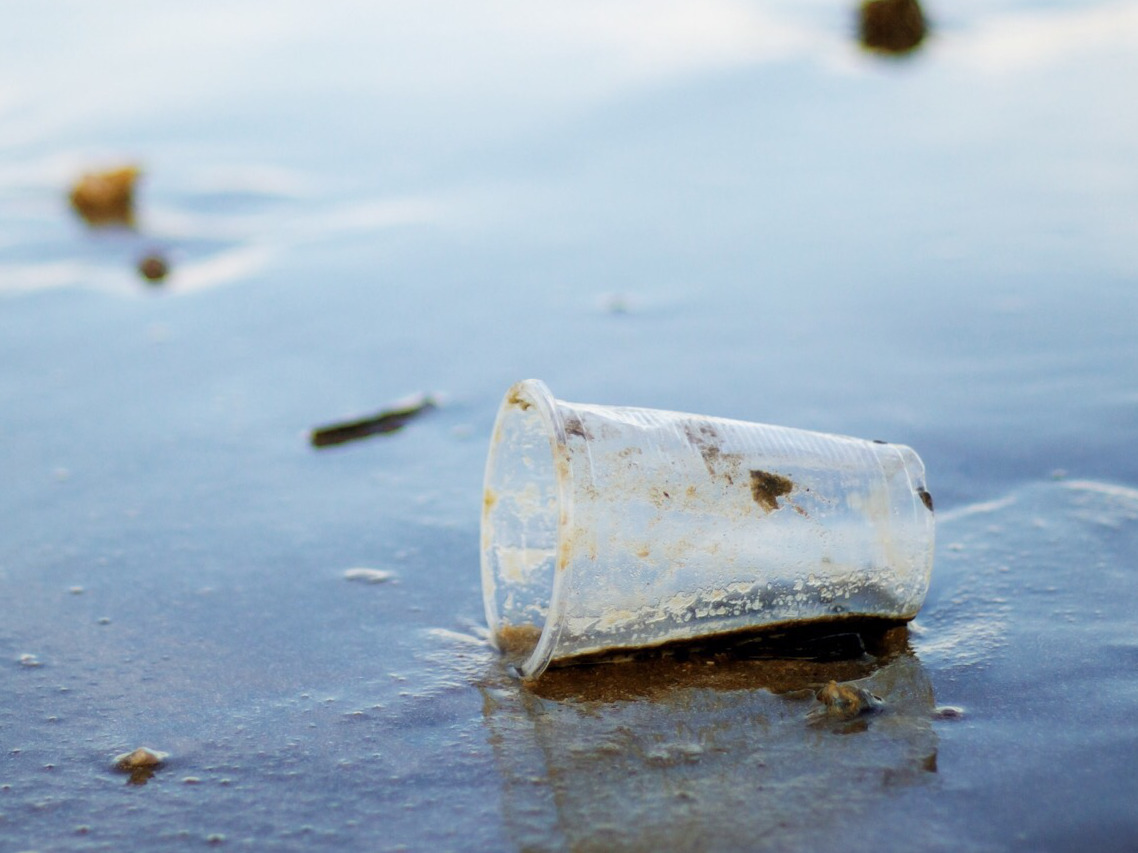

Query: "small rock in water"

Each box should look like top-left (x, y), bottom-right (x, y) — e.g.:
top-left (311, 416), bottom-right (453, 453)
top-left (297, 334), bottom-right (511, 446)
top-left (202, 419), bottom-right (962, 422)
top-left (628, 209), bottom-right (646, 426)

top-left (114, 747), bottom-right (169, 784)
top-left (138, 252), bottom-right (170, 283)
top-left (343, 568), bottom-right (395, 584)
top-left (115, 747), bottom-right (168, 770)
top-left (68, 165), bottom-right (141, 227)
top-left (18, 654), bottom-right (42, 668)
top-left (934, 705), bottom-right (966, 720)
top-left (807, 680), bottom-right (884, 723)
top-left (858, 0), bottom-right (927, 56)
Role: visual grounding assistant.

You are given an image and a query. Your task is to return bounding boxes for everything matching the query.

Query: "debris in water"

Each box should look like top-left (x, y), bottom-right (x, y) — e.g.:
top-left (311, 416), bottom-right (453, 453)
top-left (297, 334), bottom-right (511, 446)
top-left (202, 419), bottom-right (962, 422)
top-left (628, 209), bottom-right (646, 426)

top-left (69, 165), bottom-right (141, 227)
top-left (114, 746), bottom-right (169, 785)
top-left (18, 654), bottom-right (42, 668)
top-left (310, 393), bottom-right (438, 448)
top-left (807, 680), bottom-right (883, 723)
top-left (934, 705), bottom-right (965, 719)
top-left (115, 746), bottom-right (167, 768)
top-left (858, 0), bottom-right (927, 56)
top-left (343, 567), bottom-right (395, 584)
top-left (138, 252), bottom-right (170, 283)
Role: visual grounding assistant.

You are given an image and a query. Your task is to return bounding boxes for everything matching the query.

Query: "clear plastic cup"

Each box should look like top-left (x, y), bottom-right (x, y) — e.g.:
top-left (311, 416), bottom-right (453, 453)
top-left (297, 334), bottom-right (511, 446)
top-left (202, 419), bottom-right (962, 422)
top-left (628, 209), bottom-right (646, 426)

top-left (481, 380), bottom-right (935, 679)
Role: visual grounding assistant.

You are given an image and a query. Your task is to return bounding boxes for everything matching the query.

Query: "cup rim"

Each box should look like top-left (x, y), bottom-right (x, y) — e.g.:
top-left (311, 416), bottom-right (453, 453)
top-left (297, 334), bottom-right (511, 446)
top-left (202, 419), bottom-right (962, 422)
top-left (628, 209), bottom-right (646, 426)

top-left (482, 378), bottom-right (574, 679)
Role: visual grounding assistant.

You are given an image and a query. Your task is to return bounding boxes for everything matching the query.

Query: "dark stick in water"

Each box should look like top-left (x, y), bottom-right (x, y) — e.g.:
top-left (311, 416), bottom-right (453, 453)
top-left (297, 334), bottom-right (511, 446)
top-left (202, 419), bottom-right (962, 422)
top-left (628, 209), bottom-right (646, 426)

top-left (310, 394), bottom-right (437, 448)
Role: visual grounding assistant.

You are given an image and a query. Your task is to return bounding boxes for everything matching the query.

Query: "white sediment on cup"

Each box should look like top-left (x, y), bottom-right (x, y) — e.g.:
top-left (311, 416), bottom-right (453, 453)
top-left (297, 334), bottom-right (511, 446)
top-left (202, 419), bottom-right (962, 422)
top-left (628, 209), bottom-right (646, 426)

top-left (496, 547), bottom-right (558, 586)
top-left (481, 380), bottom-right (935, 679)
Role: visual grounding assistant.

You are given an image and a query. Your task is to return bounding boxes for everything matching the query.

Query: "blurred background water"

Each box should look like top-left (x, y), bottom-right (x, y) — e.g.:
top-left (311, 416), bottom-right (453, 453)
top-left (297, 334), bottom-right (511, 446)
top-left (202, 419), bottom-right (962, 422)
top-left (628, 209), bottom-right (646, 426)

top-left (2, 1), bottom-right (1137, 850)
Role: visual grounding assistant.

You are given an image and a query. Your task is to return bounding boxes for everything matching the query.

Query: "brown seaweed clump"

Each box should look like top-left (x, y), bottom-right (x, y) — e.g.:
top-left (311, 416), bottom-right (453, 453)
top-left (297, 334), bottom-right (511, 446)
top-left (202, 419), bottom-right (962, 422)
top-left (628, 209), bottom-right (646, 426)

top-left (69, 165), bottom-right (141, 227)
top-left (858, 0), bottom-right (928, 56)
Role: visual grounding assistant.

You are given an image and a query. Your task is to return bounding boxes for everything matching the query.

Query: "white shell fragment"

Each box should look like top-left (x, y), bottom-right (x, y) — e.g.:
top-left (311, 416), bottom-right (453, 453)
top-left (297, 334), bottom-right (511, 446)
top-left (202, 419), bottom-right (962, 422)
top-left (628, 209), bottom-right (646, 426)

top-left (343, 568), bottom-right (395, 584)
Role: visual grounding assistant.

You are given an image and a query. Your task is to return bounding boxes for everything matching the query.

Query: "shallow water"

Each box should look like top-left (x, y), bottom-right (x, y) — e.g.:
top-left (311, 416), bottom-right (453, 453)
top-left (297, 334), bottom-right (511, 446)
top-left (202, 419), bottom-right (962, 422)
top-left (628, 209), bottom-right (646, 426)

top-left (2, 1), bottom-right (1137, 850)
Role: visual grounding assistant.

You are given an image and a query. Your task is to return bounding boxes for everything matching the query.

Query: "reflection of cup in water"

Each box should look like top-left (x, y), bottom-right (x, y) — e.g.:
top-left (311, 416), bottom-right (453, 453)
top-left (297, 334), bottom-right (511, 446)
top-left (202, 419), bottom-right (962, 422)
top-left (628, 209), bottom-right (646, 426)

top-left (482, 380), bottom-right (935, 679)
top-left (482, 632), bottom-right (938, 852)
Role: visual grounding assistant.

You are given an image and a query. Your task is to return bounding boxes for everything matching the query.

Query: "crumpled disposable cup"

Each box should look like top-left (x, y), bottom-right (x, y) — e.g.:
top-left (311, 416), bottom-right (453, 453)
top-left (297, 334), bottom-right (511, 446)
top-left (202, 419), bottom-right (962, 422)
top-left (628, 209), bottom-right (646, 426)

top-left (481, 380), bottom-right (935, 679)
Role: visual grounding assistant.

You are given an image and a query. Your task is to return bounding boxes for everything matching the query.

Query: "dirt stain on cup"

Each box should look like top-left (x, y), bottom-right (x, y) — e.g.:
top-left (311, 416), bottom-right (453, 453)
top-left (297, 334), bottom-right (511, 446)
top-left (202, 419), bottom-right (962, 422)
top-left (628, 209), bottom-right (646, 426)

top-left (749, 470), bottom-right (794, 512)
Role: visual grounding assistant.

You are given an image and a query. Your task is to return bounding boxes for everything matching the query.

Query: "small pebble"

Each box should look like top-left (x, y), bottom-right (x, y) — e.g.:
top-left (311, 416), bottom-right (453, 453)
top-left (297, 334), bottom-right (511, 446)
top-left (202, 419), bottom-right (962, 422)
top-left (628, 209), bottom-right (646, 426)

top-left (138, 253), bottom-right (169, 283)
top-left (114, 747), bottom-right (168, 771)
top-left (808, 680), bottom-right (883, 722)
top-left (934, 705), bottom-right (966, 720)
top-left (858, 0), bottom-right (927, 56)
top-left (68, 165), bottom-right (140, 226)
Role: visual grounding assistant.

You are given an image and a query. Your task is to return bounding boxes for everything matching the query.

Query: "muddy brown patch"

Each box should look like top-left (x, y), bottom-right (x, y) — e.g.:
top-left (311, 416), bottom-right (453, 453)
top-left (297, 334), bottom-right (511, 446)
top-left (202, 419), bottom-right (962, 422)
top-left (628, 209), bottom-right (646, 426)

top-left (563, 416), bottom-right (591, 440)
top-left (529, 620), bottom-right (910, 701)
top-left (750, 470), bottom-right (794, 512)
top-left (684, 423), bottom-right (724, 477)
top-left (497, 624), bottom-right (543, 657)
top-left (507, 391), bottom-right (532, 411)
